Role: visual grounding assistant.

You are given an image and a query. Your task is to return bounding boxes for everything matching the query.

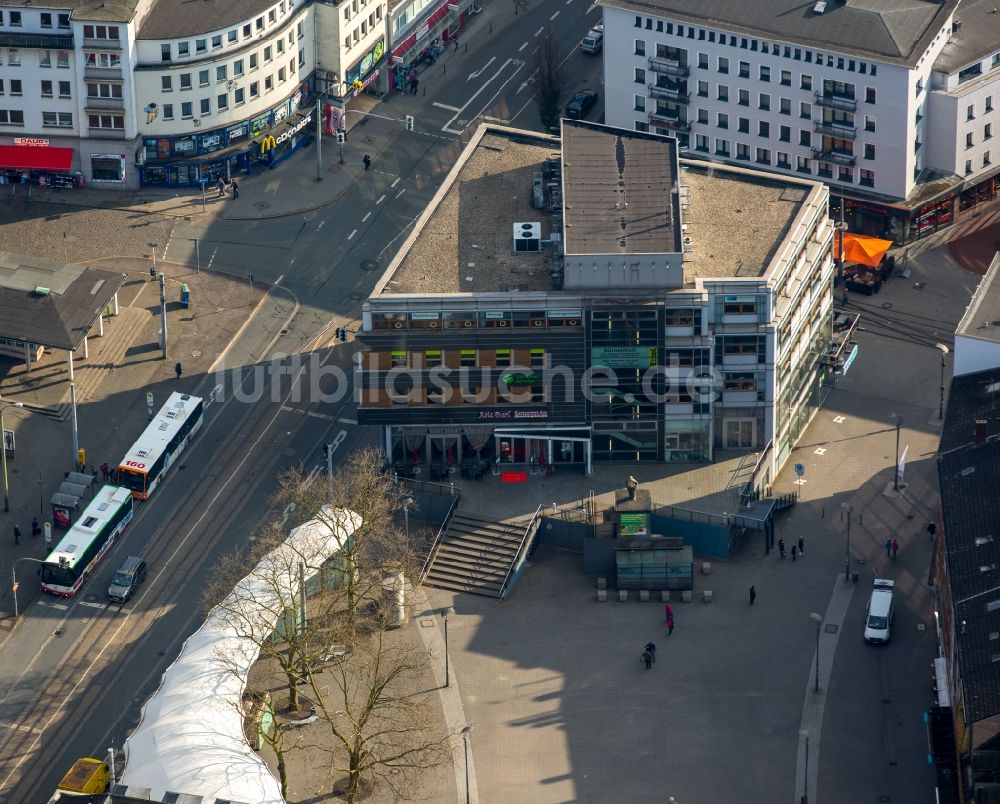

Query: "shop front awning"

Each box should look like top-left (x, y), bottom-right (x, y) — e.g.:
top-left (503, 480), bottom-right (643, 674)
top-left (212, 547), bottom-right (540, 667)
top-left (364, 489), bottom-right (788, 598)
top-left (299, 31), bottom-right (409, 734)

top-left (0, 145), bottom-right (74, 172)
top-left (835, 233), bottom-right (893, 268)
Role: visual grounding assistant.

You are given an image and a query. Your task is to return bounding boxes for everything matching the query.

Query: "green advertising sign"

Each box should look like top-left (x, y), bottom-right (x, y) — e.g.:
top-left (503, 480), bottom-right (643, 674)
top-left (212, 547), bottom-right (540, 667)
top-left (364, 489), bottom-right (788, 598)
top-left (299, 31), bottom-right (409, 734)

top-left (620, 512), bottom-right (651, 537)
top-left (502, 372), bottom-right (537, 386)
top-left (591, 346), bottom-right (658, 368)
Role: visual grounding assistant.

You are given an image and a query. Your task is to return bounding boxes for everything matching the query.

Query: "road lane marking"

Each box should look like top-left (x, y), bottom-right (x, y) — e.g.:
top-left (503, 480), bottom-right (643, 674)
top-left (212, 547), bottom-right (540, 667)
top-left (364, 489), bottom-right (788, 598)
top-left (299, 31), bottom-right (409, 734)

top-left (395, 188), bottom-right (406, 199)
top-left (518, 41), bottom-right (528, 52)
top-left (0, 721), bottom-right (41, 735)
top-left (533, 27), bottom-right (543, 37)
top-left (347, 229), bottom-right (357, 240)
top-left (550, 10), bottom-right (560, 19)
top-left (337, 417), bottom-right (358, 425)
top-left (362, 211), bottom-right (371, 222)
top-left (376, 194), bottom-right (386, 204)
top-left (442, 58), bottom-right (521, 133)
top-left (432, 101), bottom-right (461, 112)
top-left (468, 57), bottom-right (496, 80)
top-left (316, 219), bottom-right (326, 231)
top-left (78, 601), bottom-right (108, 610)
top-left (391, 177), bottom-right (400, 187)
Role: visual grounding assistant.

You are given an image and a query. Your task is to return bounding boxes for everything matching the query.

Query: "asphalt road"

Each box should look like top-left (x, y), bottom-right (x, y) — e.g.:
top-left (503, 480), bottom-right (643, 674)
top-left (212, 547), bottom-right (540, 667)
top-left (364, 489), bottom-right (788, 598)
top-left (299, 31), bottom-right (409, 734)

top-left (0, 7), bottom-right (601, 802)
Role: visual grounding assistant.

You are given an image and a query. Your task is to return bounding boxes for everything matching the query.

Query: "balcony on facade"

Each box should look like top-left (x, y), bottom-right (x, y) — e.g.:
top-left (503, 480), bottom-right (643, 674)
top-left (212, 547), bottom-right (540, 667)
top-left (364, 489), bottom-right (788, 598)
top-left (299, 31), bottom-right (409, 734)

top-left (812, 148), bottom-right (855, 166)
top-left (813, 120), bottom-right (856, 139)
top-left (84, 66), bottom-right (123, 80)
top-left (813, 91), bottom-right (857, 112)
top-left (82, 37), bottom-right (122, 50)
top-left (649, 84), bottom-right (690, 104)
top-left (85, 97), bottom-right (125, 112)
top-left (648, 111), bottom-right (690, 131)
top-left (0, 32), bottom-right (73, 49)
top-left (88, 128), bottom-right (128, 139)
top-left (648, 56), bottom-right (689, 78)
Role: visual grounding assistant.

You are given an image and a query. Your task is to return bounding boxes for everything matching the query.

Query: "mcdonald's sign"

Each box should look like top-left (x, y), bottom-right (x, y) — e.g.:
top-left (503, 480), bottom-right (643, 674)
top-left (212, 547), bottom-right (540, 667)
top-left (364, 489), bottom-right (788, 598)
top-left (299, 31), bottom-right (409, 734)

top-left (259, 135), bottom-right (277, 156)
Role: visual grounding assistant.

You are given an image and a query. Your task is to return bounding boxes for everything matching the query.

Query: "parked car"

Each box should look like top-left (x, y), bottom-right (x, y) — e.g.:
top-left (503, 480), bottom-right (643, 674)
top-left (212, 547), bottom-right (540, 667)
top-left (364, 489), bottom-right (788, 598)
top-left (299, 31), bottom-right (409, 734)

top-left (580, 23), bottom-right (604, 54)
top-left (864, 578), bottom-right (895, 644)
top-left (564, 89), bottom-right (599, 120)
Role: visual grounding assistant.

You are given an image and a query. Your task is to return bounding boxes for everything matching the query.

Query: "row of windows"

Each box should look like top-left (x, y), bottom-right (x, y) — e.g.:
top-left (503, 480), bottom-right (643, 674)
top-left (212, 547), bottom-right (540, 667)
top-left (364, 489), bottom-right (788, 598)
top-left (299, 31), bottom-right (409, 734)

top-left (632, 15), bottom-right (878, 76)
top-left (160, 46), bottom-right (301, 91)
top-left (965, 98), bottom-right (995, 120)
top-left (965, 153), bottom-right (993, 175)
top-left (1, 48), bottom-right (73, 68)
top-left (159, 61), bottom-right (297, 119)
top-left (637, 65), bottom-right (878, 107)
top-left (385, 348), bottom-right (548, 369)
top-left (0, 10), bottom-right (72, 29)
top-left (344, 5), bottom-right (384, 51)
top-left (965, 125), bottom-right (994, 149)
top-left (159, 3), bottom-right (298, 62)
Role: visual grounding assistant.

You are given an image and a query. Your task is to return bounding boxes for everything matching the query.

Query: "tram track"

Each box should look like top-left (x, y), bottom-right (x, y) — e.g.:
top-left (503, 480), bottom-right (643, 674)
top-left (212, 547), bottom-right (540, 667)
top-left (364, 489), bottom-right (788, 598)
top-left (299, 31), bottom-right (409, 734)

top-left (0, 344), bottom-right (354, 801)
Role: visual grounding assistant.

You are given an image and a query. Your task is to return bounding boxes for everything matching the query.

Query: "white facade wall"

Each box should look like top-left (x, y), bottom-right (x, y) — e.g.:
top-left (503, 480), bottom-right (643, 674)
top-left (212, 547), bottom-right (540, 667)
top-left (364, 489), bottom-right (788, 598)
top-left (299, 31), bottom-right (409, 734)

top-left (600, 3), bottom-right (999, 207)
top-left (132, 5), bottom-right (312, 138)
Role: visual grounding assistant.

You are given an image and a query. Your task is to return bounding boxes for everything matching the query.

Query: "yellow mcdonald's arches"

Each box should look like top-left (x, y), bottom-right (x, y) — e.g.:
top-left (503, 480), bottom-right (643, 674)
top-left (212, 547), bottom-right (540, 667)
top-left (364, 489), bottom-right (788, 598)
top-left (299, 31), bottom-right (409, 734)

top-left (259, 135), bottom-right (277, 155)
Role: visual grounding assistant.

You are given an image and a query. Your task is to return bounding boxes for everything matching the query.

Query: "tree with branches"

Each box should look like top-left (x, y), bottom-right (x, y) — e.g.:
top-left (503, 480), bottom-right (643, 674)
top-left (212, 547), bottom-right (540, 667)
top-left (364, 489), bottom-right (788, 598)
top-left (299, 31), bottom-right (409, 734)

top-left (533, 27), bottom-right (565, 132)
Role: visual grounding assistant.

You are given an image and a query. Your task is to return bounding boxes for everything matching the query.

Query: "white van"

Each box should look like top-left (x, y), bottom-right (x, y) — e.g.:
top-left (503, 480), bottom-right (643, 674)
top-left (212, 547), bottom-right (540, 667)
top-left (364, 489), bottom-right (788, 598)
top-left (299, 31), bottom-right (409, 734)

top-left (580, 24), bottom-right (604, 54)
top-left (864, 579), bottom-right (895, 644)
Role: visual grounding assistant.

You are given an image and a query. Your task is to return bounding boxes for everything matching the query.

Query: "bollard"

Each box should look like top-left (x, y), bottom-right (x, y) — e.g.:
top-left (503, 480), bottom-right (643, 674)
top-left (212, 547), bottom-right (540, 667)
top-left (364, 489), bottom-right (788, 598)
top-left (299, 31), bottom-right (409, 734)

top-left (423, 85), bottom-right (426, 97)
top-left (465, 42), bottom-right (468, 53)
top-left (490, 21), bottom-right (493, 33)
top-left (821, 507), bottom-right (825, 519)
top-left (443, 63), bottom-right (446, 75)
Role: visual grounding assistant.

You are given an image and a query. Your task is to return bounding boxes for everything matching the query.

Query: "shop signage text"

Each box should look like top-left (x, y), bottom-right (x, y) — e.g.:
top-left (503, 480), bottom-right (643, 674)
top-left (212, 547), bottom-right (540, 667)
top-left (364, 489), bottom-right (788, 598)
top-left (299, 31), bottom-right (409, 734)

top-left (14, 137), bottom-right (49, 147)
top-left (274, 110), bottom-right (313, 146)
top-left (478, 409), bottom-right (549, 420)
top-left (591, 346), bottom-right (658, 368)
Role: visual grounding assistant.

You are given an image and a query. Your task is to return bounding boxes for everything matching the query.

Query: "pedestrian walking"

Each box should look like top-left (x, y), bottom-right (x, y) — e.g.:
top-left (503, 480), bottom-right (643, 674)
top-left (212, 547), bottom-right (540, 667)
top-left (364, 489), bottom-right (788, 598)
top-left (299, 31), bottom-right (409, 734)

top-left (884, 538), bottom-right (892, 557)
top-left (230, 178), bottom-right (239, 199)
top-left (664, 602), bottom-right (673, 624)
top-left (13, 524), bottom-right (21, 545)
top-left (100, 462), bottom-right (110, 481)
top-left (891, 538), bottom-right (899, 559)
top-left (927, 522), bottom-right (937, 541)
top-left (174, 362), bottom-right (183, 379)
top-left (363, 154), bottom-right (372, 171)
top-left (778, 539), bottom-right (786, 559)
top-left (31, 518), bottom-right (40, 539)
top-left (749, 585), bottom-right (756, 605)
top-left (791, 544), bottom-right (798, 561)
top-left (642, 649), bottom-right (654, 669)
top-left (453, 37), bottom-right (459, 51)
top-left (666, 612), bottom-right (675, 636)
top-left (644, 642), bottom-right (657, 662)
top-left (216, 176), bottom-right (226, 197)
top-left (798, 536), bottom-right (805, 556)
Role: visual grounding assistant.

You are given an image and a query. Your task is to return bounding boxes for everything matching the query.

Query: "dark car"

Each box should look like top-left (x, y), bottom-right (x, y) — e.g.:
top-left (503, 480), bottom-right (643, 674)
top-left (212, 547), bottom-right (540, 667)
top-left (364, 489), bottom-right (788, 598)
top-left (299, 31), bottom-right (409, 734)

top-left (564, 90), bottom-right (599, 120)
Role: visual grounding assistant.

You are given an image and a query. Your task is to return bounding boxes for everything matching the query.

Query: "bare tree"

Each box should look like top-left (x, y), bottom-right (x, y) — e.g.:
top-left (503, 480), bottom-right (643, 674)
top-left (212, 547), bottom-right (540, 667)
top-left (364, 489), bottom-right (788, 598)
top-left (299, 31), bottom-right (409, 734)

top-left (273, 447), bottom-right (416, 641)
top-left (533, 27), bottom-right (565, 132)
top-left (306, 613), bottom-right (449, 803)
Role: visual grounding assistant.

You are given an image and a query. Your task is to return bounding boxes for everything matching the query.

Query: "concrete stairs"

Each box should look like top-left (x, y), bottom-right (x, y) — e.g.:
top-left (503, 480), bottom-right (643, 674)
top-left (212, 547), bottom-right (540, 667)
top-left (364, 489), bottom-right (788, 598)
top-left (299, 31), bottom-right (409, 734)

top-left (423, 512), bottom-right (524, 599)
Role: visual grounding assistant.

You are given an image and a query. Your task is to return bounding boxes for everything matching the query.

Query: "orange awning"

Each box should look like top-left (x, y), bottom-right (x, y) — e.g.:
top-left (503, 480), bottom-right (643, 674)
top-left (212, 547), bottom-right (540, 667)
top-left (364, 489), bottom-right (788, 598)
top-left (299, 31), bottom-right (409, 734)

top-left (834, 233), bottom-right (893, 269)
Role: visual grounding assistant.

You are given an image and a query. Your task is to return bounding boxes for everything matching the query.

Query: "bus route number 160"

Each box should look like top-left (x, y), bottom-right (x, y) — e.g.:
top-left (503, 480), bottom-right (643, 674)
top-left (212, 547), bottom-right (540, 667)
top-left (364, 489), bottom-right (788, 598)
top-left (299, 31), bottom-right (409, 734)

top-left (124, 461), bottom-right (146, 469)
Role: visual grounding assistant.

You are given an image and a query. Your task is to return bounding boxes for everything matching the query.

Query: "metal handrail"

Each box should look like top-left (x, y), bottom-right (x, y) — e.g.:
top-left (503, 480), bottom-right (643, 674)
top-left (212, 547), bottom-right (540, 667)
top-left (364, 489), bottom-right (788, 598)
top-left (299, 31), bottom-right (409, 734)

top-left (418, 493), bottom-right (461, 584)
top-left (739, 440), bottom-right (773, 505)
top-left (499, 503), bottom-right (544, 600)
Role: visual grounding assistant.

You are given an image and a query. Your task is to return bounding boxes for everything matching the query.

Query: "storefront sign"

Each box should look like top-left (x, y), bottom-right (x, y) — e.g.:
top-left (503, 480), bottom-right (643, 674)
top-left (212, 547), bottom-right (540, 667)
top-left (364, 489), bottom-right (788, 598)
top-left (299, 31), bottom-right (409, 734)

top-left (199, 132), bottom-right (224, 153)
top-left (478, 409), bottom-right (549, 420)
top-left (14, 137), bottom-right (49, 147)
top-left (548, 309), bottom-right (582, 318)
top-left (620, 512), bottom-right (650, 538)
top-left (591, 346), bottom-right (658, 368)
top-left (409, 311), bottom-right (440, 320)
top-left (173, 137), bottom-right (196, 156)
top-left (346, 37), bottom-right (386, 83)
top-left (274, 110), bottom-right (312, 146)
top-left (501, 372), bottom-right (537, 386)
top-left (323, 102), bottom-right (344, 135)
top-left (501, 470), bottom-right (528, 483)
top-left (250, 112), bottom-right (271, 138)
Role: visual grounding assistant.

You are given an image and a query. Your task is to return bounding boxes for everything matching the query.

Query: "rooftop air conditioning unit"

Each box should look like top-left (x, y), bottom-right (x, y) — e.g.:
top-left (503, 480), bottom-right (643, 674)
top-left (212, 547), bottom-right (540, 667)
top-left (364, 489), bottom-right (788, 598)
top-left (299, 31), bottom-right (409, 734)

top-left (513, 221), bottom-right (541, 252)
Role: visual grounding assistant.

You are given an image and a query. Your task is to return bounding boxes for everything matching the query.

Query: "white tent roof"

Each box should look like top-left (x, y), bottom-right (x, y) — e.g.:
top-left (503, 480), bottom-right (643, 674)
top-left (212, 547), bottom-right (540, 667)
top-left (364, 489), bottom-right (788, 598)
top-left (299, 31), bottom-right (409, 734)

top-left (121, 507), bottom-right (362, 803)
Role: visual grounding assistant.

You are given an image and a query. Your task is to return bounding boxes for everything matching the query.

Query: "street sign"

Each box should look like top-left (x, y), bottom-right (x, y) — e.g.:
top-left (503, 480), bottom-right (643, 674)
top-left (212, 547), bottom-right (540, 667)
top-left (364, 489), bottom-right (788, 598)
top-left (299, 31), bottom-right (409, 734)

top-left (794, 463), bottom-right (805, 477)
top-left (3, 428), bottom-right (14, 458)
top-left (146, 392), bottom-right (154, 418)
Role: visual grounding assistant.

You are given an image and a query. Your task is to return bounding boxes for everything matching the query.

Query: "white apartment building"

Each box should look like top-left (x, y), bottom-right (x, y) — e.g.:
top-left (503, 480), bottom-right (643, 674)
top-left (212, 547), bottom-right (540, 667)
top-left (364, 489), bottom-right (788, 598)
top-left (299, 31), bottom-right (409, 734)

top-left (0, 0), bottom-right (389, 188)
top-left (601, 0), bottom-right (1000, 242)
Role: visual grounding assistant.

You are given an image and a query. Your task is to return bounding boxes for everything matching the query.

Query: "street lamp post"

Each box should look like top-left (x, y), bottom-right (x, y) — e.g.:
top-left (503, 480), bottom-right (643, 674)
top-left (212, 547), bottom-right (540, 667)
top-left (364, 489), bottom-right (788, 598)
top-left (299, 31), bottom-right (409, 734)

top-left (809, 613), bottom-right (822, 693)
top-left (892, 413), bottom-right (903, 491)
top-left (461, 724), bottom-right (473, 804)
top-left (0, 398), bottom-right (25, 513)
top-left (841, 502), bottom-right (852, 582)
top-left (800, 730), bottom-right (810, 804)
top-left (12, 557), bottom-right (44, 617)
top-left (442, 608), bottom-right (451, 688)
top-left (936, 344), bottom-right (950, 420)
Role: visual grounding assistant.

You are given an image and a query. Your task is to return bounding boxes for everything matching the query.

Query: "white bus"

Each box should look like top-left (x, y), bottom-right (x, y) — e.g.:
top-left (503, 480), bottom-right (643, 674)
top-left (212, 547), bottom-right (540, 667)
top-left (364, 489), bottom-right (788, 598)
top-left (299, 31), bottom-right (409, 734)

top-left (41, 485), bottom-right (135, 596)
top-left (118, 392), bottom-right (204, 500)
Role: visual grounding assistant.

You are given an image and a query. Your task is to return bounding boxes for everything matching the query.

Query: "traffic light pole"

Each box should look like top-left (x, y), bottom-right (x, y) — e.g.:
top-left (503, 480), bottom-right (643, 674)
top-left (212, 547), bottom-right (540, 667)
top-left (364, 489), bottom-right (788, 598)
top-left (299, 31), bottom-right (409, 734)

top-left (326, 444), bottom-right (334, 498)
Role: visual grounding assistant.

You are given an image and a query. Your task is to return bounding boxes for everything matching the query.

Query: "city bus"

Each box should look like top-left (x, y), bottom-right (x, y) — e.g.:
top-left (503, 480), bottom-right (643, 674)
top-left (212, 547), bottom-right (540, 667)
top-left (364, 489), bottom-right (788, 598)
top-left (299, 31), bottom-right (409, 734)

top-left (40, 485), bottom-right (135, 596)
top-left (118, 392), bottom-right (204, 500)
